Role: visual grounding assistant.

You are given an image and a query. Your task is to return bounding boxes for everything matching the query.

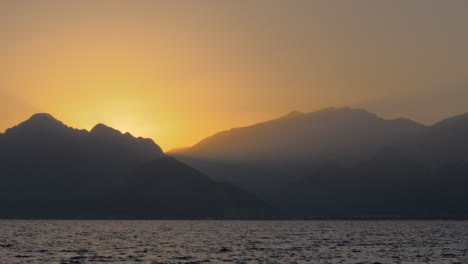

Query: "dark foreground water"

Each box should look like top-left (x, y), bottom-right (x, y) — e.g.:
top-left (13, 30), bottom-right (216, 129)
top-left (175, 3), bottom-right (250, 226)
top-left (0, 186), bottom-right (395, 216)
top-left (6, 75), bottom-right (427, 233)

top-left (0, 220), bottom-right (467, 264)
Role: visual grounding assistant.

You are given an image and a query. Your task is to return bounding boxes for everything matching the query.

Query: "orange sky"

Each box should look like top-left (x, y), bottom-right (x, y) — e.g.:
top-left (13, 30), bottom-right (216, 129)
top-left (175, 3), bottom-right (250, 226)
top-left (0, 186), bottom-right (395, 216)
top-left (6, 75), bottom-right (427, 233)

top-left (1, 0), bottom-right (468, 151)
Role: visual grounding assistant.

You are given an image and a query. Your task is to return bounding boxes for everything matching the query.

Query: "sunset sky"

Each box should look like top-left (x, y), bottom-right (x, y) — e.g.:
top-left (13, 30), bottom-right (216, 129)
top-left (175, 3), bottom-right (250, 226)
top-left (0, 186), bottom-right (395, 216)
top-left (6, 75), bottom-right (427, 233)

top-left (1, 0), bottom-right (468, 151)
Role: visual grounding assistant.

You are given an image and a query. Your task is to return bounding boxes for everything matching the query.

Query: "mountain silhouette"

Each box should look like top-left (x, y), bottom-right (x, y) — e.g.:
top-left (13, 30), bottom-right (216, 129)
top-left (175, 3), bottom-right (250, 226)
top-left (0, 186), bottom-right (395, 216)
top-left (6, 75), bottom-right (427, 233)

top-left (400, 112), bottom-right (468, 166)
top-left (0, 114), bottom-right (271, 219)
top-left (175, 107), bottom-right (425, 162)
top-left (122, 157), bottom-right (270, 218)
top-left (172, 107), bottom-right (468, 218)
top-left (3, 110), bottom-right (468, 219)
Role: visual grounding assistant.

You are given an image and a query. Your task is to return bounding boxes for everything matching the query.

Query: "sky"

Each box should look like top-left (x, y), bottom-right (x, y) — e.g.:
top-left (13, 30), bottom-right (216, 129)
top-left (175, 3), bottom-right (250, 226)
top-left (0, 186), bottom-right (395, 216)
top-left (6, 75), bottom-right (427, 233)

top-left (1, 0), bottom-right (468, 151)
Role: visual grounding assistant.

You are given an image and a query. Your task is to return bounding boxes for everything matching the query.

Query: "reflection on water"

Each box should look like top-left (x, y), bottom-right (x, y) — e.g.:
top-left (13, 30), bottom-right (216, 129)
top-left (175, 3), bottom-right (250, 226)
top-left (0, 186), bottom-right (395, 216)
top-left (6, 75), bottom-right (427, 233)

top-left (0, 220), bottom-right (467, 263)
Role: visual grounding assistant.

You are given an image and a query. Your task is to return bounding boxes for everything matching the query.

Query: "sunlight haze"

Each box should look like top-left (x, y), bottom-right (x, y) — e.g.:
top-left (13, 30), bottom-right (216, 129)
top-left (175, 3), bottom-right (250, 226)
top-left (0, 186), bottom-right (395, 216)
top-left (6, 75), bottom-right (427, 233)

top-left (1, 0), bottom-right (468, 150)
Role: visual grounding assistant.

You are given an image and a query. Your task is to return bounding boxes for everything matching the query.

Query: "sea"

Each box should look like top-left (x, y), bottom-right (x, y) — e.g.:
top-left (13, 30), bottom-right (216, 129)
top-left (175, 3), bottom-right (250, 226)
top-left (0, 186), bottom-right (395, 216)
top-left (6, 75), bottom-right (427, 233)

top-left (0, 220), bottom-right (467, 264)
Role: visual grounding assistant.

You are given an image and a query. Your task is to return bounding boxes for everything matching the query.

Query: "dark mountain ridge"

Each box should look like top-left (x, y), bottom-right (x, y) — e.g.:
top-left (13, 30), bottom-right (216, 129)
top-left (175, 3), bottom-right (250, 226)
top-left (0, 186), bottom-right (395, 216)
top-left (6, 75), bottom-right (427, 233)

top-left (0, 114), bottom-right (271, 219)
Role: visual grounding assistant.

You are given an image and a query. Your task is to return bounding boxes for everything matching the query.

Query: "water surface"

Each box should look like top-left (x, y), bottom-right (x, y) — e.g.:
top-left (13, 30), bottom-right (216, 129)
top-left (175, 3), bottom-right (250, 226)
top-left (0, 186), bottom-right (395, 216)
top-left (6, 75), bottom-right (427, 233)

top-left (0, 220), bottom-right (467, 263)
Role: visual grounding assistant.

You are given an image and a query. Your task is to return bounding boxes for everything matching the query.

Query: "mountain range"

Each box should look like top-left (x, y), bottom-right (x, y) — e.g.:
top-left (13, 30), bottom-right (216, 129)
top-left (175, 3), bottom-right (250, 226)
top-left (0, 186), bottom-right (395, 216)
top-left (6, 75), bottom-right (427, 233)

top-left (171, 107), bottom-right (468, 218)
top-left (0, 114), bottom-right (270, 219)
top-left (2, 108), bottom-right (468, 219)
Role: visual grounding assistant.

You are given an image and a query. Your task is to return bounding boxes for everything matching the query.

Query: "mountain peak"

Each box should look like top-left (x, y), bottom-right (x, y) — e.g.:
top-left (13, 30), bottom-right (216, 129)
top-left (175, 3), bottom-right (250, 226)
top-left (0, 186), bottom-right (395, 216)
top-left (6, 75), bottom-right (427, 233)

top-left (90, 123), bottom-right (124, 136)
top-left (4, 113), bottom-right (67, 135)
top-left (281, 111), bottom-right (305, 119)
top-left (29, 113), bottom-right (58, 121)
top-left (333, 107), bottom-right (373, 115)
top-left (26, 113), bottom-right (65, 126)
top-left (323, 107), bottom-right (378, 119)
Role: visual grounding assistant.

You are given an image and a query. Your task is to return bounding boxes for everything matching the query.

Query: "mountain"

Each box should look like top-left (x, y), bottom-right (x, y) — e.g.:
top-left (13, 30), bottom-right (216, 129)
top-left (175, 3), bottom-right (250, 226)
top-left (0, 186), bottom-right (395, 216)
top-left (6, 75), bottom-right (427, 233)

top-left (3, 110), bottom-right (468, 219)
top-left (171, 107), bottom-right (428, 199)
top-left (0, 114), bottom-right (271, 219)
top-left (272, 151), bottom-right (468, 219)
top-left (171, 107), bottom-right (468, 218)
top-left (175, 107), bottom-right (425, 163)
top-left (400, 112), bottom-right (468, 166)
top-left (3, 113), bottom-right (164, 171)
top-left (121, 157), bottom-right (270, 218)
top-left (270, 150), bottom-right (431, 218)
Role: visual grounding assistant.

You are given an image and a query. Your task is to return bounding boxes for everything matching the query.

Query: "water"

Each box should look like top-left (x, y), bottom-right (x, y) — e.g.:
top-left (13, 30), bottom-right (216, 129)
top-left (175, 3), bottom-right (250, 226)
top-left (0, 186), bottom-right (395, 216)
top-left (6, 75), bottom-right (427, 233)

top-left (0, 220), bottom-right (466, 264)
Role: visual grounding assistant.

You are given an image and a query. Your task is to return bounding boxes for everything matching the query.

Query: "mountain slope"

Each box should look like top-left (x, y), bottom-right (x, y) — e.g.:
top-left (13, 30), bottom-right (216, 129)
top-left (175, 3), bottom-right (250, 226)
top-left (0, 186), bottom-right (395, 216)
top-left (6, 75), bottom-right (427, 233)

top-left (0, 114), bottom-right (271, 219)
top-left (121, 157), bottom-right (271, 218)
top-left (171, 108), bottom-right (468, 218)
top-left (171, 107), bottom-right (428, 200)
top-left (176, 107), bottom-right (425, 163)
top-left (2, 113), bottom-right (164, 177)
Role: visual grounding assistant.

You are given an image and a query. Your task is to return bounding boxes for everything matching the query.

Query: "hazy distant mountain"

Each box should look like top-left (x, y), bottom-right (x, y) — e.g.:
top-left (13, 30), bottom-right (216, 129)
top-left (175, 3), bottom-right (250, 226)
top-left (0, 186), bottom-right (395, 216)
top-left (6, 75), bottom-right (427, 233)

top-left (173, 107), bottom-right (468, 168)
top-left (172, 107), bottom-right (468, 218)
top-left (174, 107), bottom-right (425, 163)
top-left (402, 112), bottom-right (468, 166)
top-left (0, 114), bottom-right (270, 219)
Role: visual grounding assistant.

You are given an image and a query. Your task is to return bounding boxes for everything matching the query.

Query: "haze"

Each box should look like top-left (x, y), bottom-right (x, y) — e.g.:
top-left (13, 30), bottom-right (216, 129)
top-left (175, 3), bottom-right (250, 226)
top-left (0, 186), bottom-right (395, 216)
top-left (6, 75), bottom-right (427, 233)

top-left (1, 0), bottom-right (468, 150)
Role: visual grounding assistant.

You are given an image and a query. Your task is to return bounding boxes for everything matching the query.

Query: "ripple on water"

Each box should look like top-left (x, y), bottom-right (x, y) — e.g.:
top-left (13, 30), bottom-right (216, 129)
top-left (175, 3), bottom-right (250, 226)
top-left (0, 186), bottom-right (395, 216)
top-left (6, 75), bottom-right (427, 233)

top-left (0, 220), bottom-right (467, 263)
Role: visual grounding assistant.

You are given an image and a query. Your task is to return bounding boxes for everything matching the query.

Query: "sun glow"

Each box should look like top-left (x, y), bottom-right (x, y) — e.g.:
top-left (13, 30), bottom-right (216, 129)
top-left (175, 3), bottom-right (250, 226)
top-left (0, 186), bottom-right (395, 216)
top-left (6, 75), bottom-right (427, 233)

top-left (2, 1), bottom-right (468, 150)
